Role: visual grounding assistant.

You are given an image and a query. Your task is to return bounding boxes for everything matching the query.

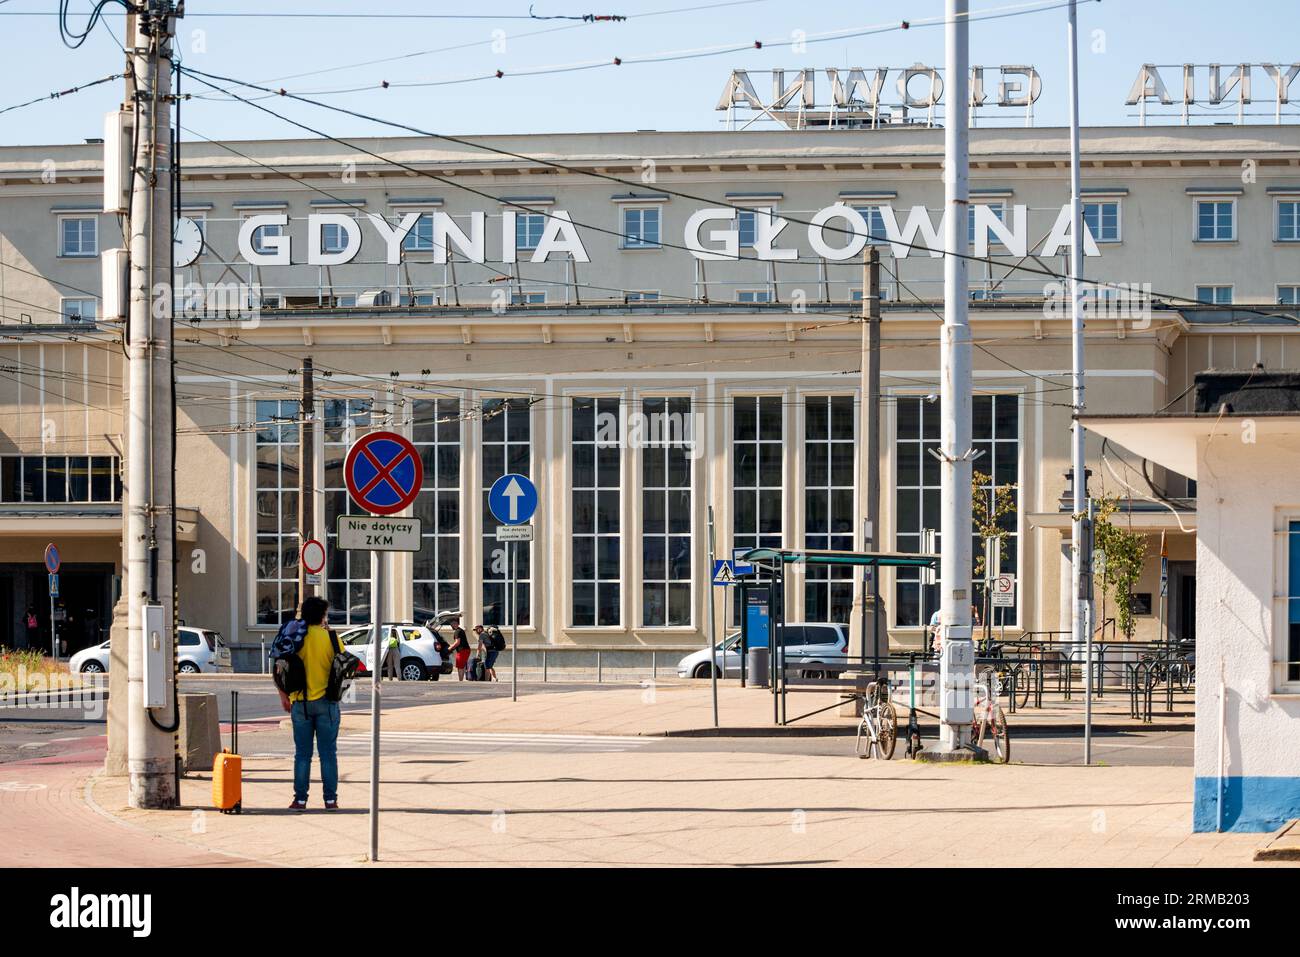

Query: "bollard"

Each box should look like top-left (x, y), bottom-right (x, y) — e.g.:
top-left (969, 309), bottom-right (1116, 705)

top-left (651, 650), bottom-right (657, 681)
top-left (260, 640), bottom-right (266, 675)
top-left (597, 650), bottom-right (603, 683)
top-left (542, 650), bottom-right (548, 683)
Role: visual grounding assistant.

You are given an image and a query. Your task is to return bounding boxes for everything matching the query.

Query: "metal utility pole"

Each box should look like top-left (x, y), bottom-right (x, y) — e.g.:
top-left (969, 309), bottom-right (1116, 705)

top-left (125, 2), bottom-right (180, 809)
top-left (936, 0), bottom-right (975, 753)
top-left (297, 356), bottom-right (316, 604)
top-left (1066, 0), bottom-right (1093, 762)
top-left (707, 505), bottom-right (719, 728)
top-left (863, 247), bottom-right (882, 670)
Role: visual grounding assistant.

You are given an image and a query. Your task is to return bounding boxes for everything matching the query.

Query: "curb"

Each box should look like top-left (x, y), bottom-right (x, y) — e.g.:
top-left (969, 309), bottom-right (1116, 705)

top-left (1254, 820), bottom-right (1300, 861)
top-left (662, 722), bottom-right (1196, 737)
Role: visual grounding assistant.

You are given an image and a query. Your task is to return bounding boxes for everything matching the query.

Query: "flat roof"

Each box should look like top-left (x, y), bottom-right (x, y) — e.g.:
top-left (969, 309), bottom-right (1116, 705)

top-left (1080, 412), bottom-right (1300, 480)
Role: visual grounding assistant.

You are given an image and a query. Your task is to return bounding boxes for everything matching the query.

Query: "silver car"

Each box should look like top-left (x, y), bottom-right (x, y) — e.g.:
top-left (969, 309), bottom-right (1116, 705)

top-left (677, 622), bottom-right (849, 678)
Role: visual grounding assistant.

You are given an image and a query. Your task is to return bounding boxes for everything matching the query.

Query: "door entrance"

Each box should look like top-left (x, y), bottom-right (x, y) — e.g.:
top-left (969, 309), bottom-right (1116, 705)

top-left (1168, 561), bottom-right (1196, 644)
top-left (8, 563), bottom-right (115, 656)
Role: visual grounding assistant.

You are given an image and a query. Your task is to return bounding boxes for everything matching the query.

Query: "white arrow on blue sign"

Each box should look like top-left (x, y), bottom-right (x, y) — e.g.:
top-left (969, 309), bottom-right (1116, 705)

top-left (489, 473), bottom-right (538, 525)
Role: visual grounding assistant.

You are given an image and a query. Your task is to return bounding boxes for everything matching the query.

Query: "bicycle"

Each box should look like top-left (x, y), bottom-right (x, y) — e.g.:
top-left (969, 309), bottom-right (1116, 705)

top-left (971, 669), bottom-right (1010, 763)
top-left (855, 677), bottom-right (898, 760)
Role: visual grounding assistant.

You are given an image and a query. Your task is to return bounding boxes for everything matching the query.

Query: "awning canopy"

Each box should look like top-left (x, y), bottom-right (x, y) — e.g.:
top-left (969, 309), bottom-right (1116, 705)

top-left (1080, 412), bottom-right (1300, 481)
top-left (740, 547), bottom-right (938, 568)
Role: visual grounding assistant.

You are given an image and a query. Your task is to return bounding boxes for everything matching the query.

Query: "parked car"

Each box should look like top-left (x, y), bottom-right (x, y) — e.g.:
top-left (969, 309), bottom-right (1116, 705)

top-left (337, 622), bottom-right (449, 681)
top-left (68, 627), bottom-right (231, 674)
top-left (677, 622), bottom-right (849, 679)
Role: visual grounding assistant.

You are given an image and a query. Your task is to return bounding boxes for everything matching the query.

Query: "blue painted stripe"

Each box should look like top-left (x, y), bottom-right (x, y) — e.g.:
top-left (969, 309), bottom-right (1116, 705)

top-left (1193, 776), bottom-right (1300, 832)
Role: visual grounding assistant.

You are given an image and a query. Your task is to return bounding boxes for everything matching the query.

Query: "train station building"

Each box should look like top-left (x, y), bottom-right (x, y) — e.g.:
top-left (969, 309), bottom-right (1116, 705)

top-left (2, 120), bottom-right (1299, 665)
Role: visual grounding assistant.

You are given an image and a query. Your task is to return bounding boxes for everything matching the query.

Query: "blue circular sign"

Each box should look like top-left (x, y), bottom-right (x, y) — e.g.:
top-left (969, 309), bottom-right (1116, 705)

top-left (344, 431), bottom-right (423, 516)
top-left (44, 543), bottom-right (60, 574)
top-left (488, 473), bottom-right (538, 525)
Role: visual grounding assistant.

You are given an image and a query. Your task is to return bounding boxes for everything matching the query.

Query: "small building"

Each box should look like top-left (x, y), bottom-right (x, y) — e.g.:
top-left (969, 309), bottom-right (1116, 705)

top-left (1084, 371), bottom-right (1300, 832)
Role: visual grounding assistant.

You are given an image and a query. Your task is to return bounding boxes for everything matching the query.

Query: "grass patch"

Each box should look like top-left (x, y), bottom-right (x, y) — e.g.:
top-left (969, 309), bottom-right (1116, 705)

top-left (0, 647), bottom-right (80, 692)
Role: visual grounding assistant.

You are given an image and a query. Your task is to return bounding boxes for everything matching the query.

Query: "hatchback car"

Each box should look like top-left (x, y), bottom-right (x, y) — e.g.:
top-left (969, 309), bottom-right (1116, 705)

top-left (69, 626), bottom-right (231, 674)
top-left (337, 623), bottom-right (449, 681)
top-left (676, 622), bottom-right (849, 678)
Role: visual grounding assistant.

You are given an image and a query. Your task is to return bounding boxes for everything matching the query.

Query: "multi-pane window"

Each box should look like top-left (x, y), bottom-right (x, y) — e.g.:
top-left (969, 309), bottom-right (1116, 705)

top-left (1287, 521), bottom-right (1300, 684)
top-left (61, 298), bottom-right (97, 321)
top-left (621, 207), bottom-right (661, 249)
top-left (516, 212), bottom-right (546, 250)
top-left (627, 291), bottom-right (659, 302)
top-left (511, 291), bottom-right (546, 305)
top-left (255, 399), bottom-right (300, 627)
top-left (402, 213), bottom-right (435, 251)
top-left (323, 398), bottom-right (373, 625)
top-left (1195, 199), bottom-right (1235, 241)
top-left (1277, 200), bottom-right (1300, 242)
top-left (803, 396), bottom-right (855, 623)
top-left (737, 208), bottom-right (768, 248)
top-left (642, 397), bottom-right (692, 627)
top-left (59, 216), bottom-right (97, 257)
top-left (737, 290), bottom-right (771, 303)
top-left (400, 292), bottom-right (438, 306)
top-left (247, 216), bottom-right (283, 256)
top-left (1083, 200), bottom-right (1121, 242)
top-left (0, 455), bottom-right (119, 503)
top-left (412, 398), bottom-right (461, 622)
top-left (1196, 285), bottom-right (1233, 305)
top-left (852, 205), bottom-right (889, 245)
top-left (572, 397), bottom-right (621, 627)
top-left (968, 202), bottom-right (1005, 246)
top-left (733, 396), bottom-right (783, 617)
top-left (1279, 285), bottom-right (1300, 306)
top-left (482, 397), bottom-right (532, 627)
top-left (895, 394), bottom-right (1019, 627)
top-left (321, 221), bottom-right (350, 254)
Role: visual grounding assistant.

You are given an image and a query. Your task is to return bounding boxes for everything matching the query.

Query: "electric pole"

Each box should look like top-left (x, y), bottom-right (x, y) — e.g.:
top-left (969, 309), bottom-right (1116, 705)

top-left (864, 246), bottom-right (882, 667)
top-left (298, 356), bottom-right (316, 605)
top-left (1066, 0), bottom-right (1094, 763)
top-left (125, 1), bottom-right (181, 808)
top-left (934, 0), bottom-right (975, 755)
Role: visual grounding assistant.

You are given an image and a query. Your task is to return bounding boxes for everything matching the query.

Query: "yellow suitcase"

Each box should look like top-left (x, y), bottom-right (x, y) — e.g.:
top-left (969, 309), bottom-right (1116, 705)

top-left (213, 690), bottom-right (242, 814)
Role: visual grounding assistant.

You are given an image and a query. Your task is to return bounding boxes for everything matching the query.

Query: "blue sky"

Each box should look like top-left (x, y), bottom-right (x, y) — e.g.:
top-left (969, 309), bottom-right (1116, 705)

top-left (0, 0), bottom-right (1297, 145)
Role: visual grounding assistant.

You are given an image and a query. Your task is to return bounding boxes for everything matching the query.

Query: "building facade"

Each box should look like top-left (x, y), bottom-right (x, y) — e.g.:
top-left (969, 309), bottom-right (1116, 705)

top-left (2, 124), bottom-right (1299, 658)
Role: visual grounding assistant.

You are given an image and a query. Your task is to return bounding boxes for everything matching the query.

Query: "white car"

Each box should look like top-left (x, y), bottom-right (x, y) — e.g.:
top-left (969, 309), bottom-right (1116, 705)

top-left (677, 622), bottom-right (850, 679)
top-left (337, 622), bottom-right (448, 681)
top-left (69, 627), bottom-right (231, 674)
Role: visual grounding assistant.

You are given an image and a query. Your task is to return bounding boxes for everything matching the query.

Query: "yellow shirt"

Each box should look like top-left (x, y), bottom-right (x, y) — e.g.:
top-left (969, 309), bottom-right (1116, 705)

top-left (290, 624), bottom-right (336, 703)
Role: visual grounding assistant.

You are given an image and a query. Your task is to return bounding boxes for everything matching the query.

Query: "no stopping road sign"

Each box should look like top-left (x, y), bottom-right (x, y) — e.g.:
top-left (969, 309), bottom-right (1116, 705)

top-left (344, 431), bottom-right (423, 516)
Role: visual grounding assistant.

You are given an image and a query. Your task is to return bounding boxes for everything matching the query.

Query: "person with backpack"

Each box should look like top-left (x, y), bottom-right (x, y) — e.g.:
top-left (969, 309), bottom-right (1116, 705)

top-left (448, 616), bottom-right (471, 681)
top-left (475, 624), bottom-right (506, 682)
top-left (277, 596), bottom-right (344, 811)
top-left (21, 607), bottom-right (38, 651)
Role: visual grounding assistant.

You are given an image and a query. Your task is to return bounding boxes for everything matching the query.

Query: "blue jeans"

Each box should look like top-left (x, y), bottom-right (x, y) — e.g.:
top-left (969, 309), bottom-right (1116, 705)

top-left (291, 698), bottom-right (340, 803)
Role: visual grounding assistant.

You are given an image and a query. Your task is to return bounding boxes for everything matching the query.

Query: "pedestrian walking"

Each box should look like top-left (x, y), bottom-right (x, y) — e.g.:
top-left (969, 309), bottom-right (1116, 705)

top-left (381, 626), bottom-right (400, 680)
top-left (476, 624), bottom-right (506, 681)
top-left (279, 596), bottom-right (342, 811)
top-left (449, 616), bottom-right (471, 680)
top-left (21, 606), bottom-right (38, 651)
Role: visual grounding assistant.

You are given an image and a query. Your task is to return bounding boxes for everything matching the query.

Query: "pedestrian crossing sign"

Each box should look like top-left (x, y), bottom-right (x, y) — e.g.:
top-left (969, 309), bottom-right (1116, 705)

top-left (712, 560), bottom-right (740, 586)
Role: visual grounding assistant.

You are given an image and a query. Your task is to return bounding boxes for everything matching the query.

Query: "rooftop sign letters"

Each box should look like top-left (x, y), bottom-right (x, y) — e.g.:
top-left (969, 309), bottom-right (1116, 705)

top-left (716, 66), bottom-right (1043, 113)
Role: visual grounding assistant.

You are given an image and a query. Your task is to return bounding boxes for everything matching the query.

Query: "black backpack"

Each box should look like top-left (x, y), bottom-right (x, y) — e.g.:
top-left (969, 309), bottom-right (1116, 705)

top-left (325, 629), bottom-right (362, 702)
top-left (490, 627), bottom-right (507, 652)
top-left (272, 654), bottom-right (308, 696)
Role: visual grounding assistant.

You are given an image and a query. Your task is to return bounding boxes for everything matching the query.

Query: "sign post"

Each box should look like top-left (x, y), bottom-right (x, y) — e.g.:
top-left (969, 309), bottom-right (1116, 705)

top-left (44, 543), bottom-right (60, 658)
top-left (343, 430), bottom-right (423, 863)
top-left (489, 473), bottom-right (538, 704)
top-left (300, 538), bottom-right (326, 588)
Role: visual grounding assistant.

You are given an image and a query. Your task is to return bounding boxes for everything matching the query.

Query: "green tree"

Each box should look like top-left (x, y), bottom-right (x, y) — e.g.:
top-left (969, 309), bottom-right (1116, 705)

top-left (972, 469), bottom-right (1017, 580)
top-left (1091, 496), bottom-right (1147, 639)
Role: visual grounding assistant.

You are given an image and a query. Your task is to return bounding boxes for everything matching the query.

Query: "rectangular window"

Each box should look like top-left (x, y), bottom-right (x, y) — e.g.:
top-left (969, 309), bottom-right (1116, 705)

top-left (642, 396), bottom-right (692, 627)
top-left (968, 202), bottom-right (1005, 247)
top-left (626, 291), bottom-right (659, 302)
top-left (1083, 200), bottom-right (1121, 242)
top-left (321, 221), bottom-right (349, 254)
top-left (400, 292), bottom-right (439, 307)
top-left (803, 396), bottom-right (856, 624)
top-left (59, 216), bottom-right (97, 257)
top-left (737, 289), bottom-right (771, 303)
top-left (1277, 200), bottom-right (1300, 242)
top-left (895, 394), bottom-right (1019, 627)
top-left (323, 398), bottom-right (373, 626)
top-left (732, 395), bottom-right (783, 618)
top-left (246, 217), bottom-right (283, 256)
top-left (737, 208), bottom-right (770, 248)
top-left (482, 397), bottom-right (532, 627)
top-left (1287, 521), bottom-right (1300, 684)
top-left (852, 205), bottom-right (889, 245)
top-left (1196, 285), bottom-right (1233, 305)
top-left (511, 291), bottom-right (546, 305)
top-left (411, 398), bottom-right (460, 621)
top-left (402, 213), bottom-right (435, 251)
top-left (621, 207), bottom-right (661, 249)
top-left (0, 455), bottom-right (119, 503)
top-left (516, 212), bottom-right (545, 250)
top-left (61, 298), bottom-right (97, 321)
top-left (1195, 199), bottom-right (1235, 242)
top-left (572, 396), bottom-right (621, 627)
top-left (255, 399), bottom-right (302, 627)
top-left (1279, 285), bottom-right (1300, 306)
